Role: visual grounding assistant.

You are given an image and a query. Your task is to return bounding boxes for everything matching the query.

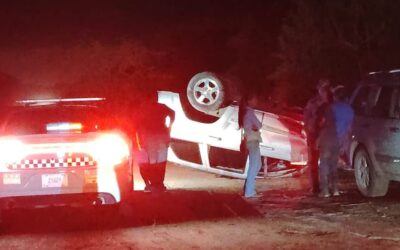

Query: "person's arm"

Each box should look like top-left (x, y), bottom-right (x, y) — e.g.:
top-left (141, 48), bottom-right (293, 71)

top-left (251, 111), bottom-right (262, 131)
top-left (321, 104), bottom-right (334, 129)
top-left (303, 99), bottom-right (313, 132)
top-left (345, 106), bottom-right (355, 136)
top-left (243, 108), bottom-right (261, 131)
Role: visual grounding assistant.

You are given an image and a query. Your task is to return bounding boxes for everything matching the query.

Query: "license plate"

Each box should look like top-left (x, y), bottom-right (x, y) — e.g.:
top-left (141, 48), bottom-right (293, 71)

top-left (84, 169), bottom-right (97, 184)
top-left (42, 173), bottom-right (68, 188)
top-left (3, 173), bottom-right (21, 184)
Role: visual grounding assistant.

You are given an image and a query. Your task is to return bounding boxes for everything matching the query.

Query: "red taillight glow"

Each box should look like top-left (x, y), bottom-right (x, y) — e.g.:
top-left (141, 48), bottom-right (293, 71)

top-left (89, 133), bottom-right (130, 166)
top-left (0, 139), bottom-right (27, 167)
top-left (0, 133), bottom-right (130, 169)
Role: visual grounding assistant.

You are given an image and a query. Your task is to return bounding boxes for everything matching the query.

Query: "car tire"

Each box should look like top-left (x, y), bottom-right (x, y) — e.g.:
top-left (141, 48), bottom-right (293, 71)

top-left (187, 72), bottom-right (225, 114)
top-left (354, 147), bottom-right (389, 197)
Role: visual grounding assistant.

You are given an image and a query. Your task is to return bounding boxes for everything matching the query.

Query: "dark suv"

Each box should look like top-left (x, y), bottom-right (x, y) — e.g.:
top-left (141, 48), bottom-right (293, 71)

top-left (351, 70), bottom-right (400, 197)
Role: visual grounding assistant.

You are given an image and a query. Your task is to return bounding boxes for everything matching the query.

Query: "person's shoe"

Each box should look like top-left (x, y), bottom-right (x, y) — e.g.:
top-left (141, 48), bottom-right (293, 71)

top-left (308, 188), bottom-right (319, 196)
top-left (244, 192), bottom-right (263, 199)
top-left (153, 185), bottom-right (167, 193)
top-left (332, 190), bottom-right (340, 197)
top-left (318, 191), bottom-right (331, 198)
top-left (144, 185), bottom-right (152, 193)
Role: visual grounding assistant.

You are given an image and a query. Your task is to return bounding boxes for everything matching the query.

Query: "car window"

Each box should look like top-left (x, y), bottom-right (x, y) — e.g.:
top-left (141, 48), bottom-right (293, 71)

top-left (371, 86), bottom-right (394, 118)
top-left (352, 86), bottom-right (370, 116)
top-left (2, 106), bottom-right (107, 135)
top-left (368, 85), bottom-right (381, 110)
top-left (352, 85), bottom-right (383, 117)
top-left (390, 88), bottom-right (400, 119)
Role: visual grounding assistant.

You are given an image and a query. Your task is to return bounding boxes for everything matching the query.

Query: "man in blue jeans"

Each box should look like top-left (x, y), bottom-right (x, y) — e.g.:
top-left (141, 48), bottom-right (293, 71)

top-left (318, 86), bottom-right (354, 197)
top-left (239, 94), bottom-right (262, 198)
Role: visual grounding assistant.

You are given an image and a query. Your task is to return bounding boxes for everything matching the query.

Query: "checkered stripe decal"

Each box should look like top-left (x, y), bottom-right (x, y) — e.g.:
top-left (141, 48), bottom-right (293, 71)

top-left (8, 156), bottom-right (97, 169)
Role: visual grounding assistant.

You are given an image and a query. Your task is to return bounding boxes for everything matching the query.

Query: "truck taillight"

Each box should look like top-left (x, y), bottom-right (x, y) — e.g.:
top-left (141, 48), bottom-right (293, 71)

top-left (0, 139), bottom-right (27, 167)
top-left (89, 133), bottom-right (130, 166)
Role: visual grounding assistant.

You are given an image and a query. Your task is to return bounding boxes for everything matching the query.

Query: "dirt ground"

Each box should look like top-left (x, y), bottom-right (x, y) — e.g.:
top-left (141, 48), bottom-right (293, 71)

top-left (1, 163), bottom-right (400, 249)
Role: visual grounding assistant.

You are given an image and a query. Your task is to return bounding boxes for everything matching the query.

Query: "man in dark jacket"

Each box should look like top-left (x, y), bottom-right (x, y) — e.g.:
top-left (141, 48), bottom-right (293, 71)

top-left (136, 92), bottom-right (175, 192)
top-left (303, 79), bottom-right (331, 194)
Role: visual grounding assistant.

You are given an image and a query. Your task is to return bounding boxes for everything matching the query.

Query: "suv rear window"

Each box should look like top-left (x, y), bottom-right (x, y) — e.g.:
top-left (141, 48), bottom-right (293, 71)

top-left (2, 106), bottom-right (107, 135)
top-left (352, 85), bottom-right (382, 116)
top-left (372, 86), bottom-right (394, 118)
top-left (352, 86), bottom-right (370, 116)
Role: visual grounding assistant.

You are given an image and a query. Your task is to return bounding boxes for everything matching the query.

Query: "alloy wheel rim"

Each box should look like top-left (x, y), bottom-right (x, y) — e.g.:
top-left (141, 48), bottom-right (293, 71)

top-left (193, 78), bottom-right (220, 106)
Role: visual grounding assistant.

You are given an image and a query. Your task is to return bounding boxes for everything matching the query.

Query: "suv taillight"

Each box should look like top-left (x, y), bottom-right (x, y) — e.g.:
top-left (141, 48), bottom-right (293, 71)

top-left (0, 133), bottom-right (130, 169)
top-left (0, 139), bottom-right (27, 167)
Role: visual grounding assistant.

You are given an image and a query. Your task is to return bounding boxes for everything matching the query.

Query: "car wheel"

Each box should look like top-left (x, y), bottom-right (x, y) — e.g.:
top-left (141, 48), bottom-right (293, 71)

top-left (187, 72), bottom-right (225, 114)
top-left (354, 147), bottom-right (389, 197)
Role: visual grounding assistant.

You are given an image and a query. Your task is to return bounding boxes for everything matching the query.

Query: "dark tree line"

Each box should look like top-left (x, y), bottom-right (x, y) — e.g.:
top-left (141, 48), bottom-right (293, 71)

top-left (274, 0), bottom-right (400, 106)
top-left (4, 1), bottom-right (400, 109)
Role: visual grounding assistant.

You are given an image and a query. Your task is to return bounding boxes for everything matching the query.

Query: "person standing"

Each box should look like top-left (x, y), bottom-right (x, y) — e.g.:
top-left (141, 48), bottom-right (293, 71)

top-left (136, 91), bottom-right (175, 192)
top-left (318, 86), bottom-right (354, 197)
top-left (239, 94), bottom-right (263, 198)
top-left (303, 79), bottom-right (332, 194)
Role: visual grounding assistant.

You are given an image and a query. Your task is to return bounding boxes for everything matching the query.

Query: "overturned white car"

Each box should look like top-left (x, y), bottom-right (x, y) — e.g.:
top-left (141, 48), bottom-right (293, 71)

top-left (158, 72), bottom-right (308, 179)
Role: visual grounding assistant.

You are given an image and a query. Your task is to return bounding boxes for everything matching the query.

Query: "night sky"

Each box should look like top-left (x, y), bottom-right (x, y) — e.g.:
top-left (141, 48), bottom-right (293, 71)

top-left (0, 1), bottom-right (288, 48)
top-left (0, 0), bottom-right (291, 97)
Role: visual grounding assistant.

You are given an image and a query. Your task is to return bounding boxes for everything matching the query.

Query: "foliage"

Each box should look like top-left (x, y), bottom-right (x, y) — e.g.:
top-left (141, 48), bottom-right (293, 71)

top-left (0, 72), bottom-right (20, 106)
top-left (274, 0), bottom-right (400, 106)
top-left (0, 40), bottom-right (175, 114)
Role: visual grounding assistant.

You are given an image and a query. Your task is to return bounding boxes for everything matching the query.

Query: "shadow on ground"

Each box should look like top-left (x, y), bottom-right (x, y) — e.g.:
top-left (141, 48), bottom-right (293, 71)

top-left (0, 190), bottom-right (261, 235)
top-left (255, 169), bottom-right (400, 216)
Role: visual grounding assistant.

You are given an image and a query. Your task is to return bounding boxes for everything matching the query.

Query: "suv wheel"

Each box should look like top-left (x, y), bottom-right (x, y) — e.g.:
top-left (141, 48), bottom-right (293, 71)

top-left (354, 147), bottom-right (389, 197)
top-left (187, 72), bottom-right (225, 114)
